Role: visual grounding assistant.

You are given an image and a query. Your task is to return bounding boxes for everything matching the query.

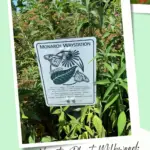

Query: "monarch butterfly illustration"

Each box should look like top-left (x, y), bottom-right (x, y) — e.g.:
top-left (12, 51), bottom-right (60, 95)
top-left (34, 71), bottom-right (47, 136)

top-left (74, 70), bottom-right (89, 83)
top-left (44, 54), bottom-right (63, 67)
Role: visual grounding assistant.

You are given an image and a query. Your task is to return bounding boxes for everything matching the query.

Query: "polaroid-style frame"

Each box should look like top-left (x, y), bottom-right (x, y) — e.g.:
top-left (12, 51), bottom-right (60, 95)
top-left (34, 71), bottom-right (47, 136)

top-left (132, 4), bottom-right (150, 14)
top-left (8, 0), bottom-right (140, 148)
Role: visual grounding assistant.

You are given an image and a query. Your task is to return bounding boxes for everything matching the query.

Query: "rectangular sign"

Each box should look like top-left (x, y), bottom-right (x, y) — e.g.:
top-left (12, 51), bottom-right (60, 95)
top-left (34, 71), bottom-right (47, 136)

top-left (34, 37), bottom-right (96, 106)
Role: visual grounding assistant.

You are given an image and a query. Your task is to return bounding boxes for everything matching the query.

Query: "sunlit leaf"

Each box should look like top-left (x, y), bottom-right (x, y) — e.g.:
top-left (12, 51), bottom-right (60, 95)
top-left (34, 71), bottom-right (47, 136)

top-left (113, 63), bottom-right (126, 80)
top-left (81, 106), bottom-right (88, 122)
top-left (92, 115), bottom-right (103, 137)
top-left (103, 94), bottom-right (119, 113)
top-left (119, 81), bottom-right (128, 92)
top-left (52, 109), bottom-right (61, 115)
top-left (85, 126), bottom-right (94, 136)
top-left (103, 82), bottom-right (116, 99)
top-left (41, 136), bottom-right (52, 142)
top-left (104, 62), bottom-right (114, 76)
top-left (59, 112), bottom-right (65, 124)
top-left (117, 111), bottom-right (126, 136)
top-left (28, 135), bottom-right (35, 143)
top-left (96, 79), bottom-right (111, 85)
top-left (87, 112), bottom-right (93, 123)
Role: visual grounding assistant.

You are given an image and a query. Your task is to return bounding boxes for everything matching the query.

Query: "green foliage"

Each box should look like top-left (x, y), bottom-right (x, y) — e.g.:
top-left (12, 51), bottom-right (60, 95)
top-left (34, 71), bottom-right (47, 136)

top-left (131, 0), bottom-right (150, 4)
top-left (12, 0), bottom-right (131, 144)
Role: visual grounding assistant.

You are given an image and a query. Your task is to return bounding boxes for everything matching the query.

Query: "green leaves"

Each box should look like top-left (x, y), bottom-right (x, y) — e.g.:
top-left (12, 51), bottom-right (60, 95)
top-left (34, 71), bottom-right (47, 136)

top-left (104, 62), bottom-right (114, 76)
top-left (28, 135), bottom-right (35, 143)
top-left (103, 82), bottom-right (115, 99)
top-left (41, 136), bottom-right (52, 142)
top-left (85, 126), bottom-right (93, 136)
top-left (81, 106), bottom-right (88, 122)
top-left (96, 79), bottom-right (110, 85)
top-left (92, 115), bottom-right (104, 137)
top-left (59, 111), bottom-right (65, 124)
top-left (14, 0), bottom-right (129, 143)
top-left (103, 94), bottom-right (119, 113)
top-left (113, 63), bottom-right (126, 80)
top-left (117, 111), bottom-right (127, 136)
top-left (119, 80), bottom-right (128, 92)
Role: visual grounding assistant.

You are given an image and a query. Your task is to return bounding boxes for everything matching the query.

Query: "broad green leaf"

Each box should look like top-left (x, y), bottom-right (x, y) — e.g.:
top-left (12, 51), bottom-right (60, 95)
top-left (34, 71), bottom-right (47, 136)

top-left (41, 136), bottom-right (51, 142)
top-left (103, 82), bottom-right (115, 99)
top-left (117, 111), bottom-right (127, 136)
top-left (65, 125), bottom-right (70, 134)
top-left (87, 112), bottom-right (93, 123)
top-left (96, 79), bottom-right (111, 85)
top-left (28, 135), bottom-right (35, 143)
top-left (104, 62), bottom-right (114, 76)
top-left (22, 114), bottom-right (28, 119)
top-left (81, 106), bottom-right (88, 122)
top-left (52, 109), bottom-right (61, 115)
top-left (85, 126), bottom-right (94, 136)
top-left (59, 112), bottom-right (65, 124)
top-left (103, 94), bottom-right (119, 113)
top-left (92, 115), bottom-right (103, 137)
top-left (94, 108), bottom-right (100, 115)
top-left (63, 106), bottom-right (69, 111)
top-left (68, 114), bottom-right (77, 121)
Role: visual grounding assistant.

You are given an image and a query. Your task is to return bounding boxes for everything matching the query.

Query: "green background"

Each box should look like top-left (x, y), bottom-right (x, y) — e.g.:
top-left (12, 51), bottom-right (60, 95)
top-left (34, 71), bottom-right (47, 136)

top-left (0, 0), bottom-right (149, 149)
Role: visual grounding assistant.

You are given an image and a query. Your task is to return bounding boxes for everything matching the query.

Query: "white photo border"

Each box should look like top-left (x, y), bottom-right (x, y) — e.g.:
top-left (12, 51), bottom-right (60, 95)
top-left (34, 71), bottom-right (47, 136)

top-left (132, 4), bottom-right (150, 14)
top-left (8, 0), bottom-right (140, 148)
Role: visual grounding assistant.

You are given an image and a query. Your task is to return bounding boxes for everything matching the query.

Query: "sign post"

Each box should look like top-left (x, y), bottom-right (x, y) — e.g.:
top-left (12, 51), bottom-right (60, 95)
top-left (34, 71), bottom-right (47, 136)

top-left (34, 37), bottom-right (96, 106)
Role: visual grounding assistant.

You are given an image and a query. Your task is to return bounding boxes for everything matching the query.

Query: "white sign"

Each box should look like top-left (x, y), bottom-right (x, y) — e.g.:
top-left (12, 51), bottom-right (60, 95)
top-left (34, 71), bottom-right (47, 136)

top-left (34, 37), bottom-right (96, 106)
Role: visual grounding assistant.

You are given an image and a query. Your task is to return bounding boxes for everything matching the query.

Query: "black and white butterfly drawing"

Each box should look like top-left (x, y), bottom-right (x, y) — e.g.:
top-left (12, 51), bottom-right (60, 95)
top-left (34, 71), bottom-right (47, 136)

top-left (74, 70), bottom-right (89, 83)
top-left (44, 54), bottom-right (63, 67)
